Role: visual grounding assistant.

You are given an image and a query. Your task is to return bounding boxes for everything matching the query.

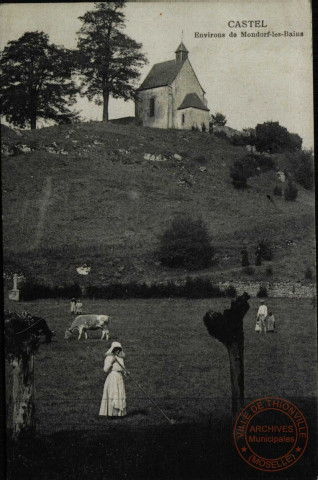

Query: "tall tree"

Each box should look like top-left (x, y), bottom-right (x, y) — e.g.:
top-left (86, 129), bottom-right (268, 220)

top-left (0, 31), bottom-right (79, 129)
top-left (77, 1), bottom-right (148, 122)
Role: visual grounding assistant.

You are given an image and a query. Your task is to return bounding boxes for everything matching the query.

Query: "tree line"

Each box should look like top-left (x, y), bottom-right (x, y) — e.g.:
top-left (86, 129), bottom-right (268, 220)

top-left (0, 2), bottom-right (148, 129)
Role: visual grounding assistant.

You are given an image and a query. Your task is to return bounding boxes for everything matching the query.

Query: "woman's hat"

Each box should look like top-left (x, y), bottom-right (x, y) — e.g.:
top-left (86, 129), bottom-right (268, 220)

top-left (106, 341), bottom-right (124, 356)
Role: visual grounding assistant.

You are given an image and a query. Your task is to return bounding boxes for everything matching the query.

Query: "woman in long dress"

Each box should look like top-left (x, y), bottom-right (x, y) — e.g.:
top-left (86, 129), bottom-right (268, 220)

top-left (99, 341), bottom-right (127, 417)
top-left (70, 298), bottom-right (76, 314)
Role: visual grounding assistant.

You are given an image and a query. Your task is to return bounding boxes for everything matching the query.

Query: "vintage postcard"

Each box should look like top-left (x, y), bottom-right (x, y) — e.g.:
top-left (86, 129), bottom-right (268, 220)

top-left (1, 1), bottom-right (316, 479)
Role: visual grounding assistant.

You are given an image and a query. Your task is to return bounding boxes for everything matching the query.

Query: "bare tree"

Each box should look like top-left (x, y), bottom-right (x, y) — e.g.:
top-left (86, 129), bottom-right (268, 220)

top-left (203, 292), bottom-right (250, 422)
top-left (5, 311), bottom-right (53, 440)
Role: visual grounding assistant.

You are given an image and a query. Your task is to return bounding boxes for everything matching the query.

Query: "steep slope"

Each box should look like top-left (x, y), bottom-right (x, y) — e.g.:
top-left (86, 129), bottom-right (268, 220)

top-left (2, 122), bottom-right (315, 286)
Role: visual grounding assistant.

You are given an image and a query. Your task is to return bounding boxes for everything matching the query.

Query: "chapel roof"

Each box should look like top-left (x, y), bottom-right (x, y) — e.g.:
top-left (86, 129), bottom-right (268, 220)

top-left (175, 42), bottom-right (189, 53)
top-left (177, 92), bottom-right (210, 111)
top-left (138, 59), bottom-right (184, 91)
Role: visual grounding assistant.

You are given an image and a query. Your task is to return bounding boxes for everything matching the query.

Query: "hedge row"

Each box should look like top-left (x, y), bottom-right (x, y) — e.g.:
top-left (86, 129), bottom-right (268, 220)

top-left (20, 283), bottom-right (82, 301)
top-left (19, 278), bottom-right (237, 301)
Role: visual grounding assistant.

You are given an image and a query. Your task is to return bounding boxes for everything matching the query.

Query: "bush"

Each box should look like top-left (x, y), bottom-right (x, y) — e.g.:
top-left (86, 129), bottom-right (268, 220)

top-left (257, 154), bottom-right (275, 172)
top-left (284, 180), bottom-right (298, 201)
top-left (254, 121), bottom-right (302, 153)
top-left (210, 112), bottom-right (227, 129)
top-left (230, 134), bottom-right (249, 147)
top-left (158, 216), bottom-right (215, 270)
top-left (230, 159), bottom-right (255, 189)
top-left (243, 266), bottom-right (255, 275)
top-left (213, 130), bottom-right (228, 139)
top-left (273, 186), bottom-right (282, 196)
top-left (265, 266), bottom-right (273, 276)
top-left (231, 129), bottom-right (256, 147)
top-left (20, 282), bottom-right (81, 301)
top-left (258, 239), bottom-right (273, 261)
top-left (283, 150), bottom-right (314, 190)
top-left (183, 276), bottom-right (224, 298)
top-left (257, 284), bottom-right (268, 298)
top-left (305, 267), bottom-right (313, 280)
top-left (225, 285), bottom-right (237, 297)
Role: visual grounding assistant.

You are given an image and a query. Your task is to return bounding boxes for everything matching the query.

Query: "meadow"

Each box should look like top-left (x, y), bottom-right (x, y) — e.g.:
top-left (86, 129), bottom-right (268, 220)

top-left (5, 296), bottom-right (317, 480)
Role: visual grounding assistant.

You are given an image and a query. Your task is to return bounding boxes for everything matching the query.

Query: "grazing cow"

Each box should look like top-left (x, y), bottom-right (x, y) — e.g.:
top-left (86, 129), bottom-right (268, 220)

top-left (65, 314), bottom-right (110, 340)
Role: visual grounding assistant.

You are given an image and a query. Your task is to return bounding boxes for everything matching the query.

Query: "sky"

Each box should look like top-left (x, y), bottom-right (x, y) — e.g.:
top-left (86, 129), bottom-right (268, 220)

top-left (0, 1), bottom-right (314, 148)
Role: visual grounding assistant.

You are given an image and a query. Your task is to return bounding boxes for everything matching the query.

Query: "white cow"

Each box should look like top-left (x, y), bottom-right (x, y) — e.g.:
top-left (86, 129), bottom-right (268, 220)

top-left (65, 314), bottom-right (110, 340)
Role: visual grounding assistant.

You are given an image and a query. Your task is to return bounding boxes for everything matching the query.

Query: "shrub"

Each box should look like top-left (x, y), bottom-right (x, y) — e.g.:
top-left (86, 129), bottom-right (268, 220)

top-left (230, 134), bottom-right (249, 147)
top-left (183, 276), bottom-right (224, 298)
top-left (293, 150), bottom-right (314, 190)
top-left (230, 160), bottom-right (255, 189)
top-left (243, 266), bottom-right (255, 275)
top-left (20, 282), bottom-right (81, 301)
top-left (305, 267), bottom-right (313, 280)
top-left (283, 150), bottom-right (314, 190)
top-left (258, 239), bottom-right (273, 261)
top-left (158, 216), bottom-right (215, 270)
top-left (213, 130), bottom-right (228, 139)
top-left (284, 180), bottom-right (298, 201)
top-left (257, 284), bottom-right (268, 298)
top-left (210, 112), bottom-right (227, 128)
top-left (225, 285), bottom-right (237, 297)
top-left (265, 266), bottom-right (273, 276)
top-left (273, 186), bottom-right (282, 196)
top-left (254, 121), bottom-right (302, 153)
top-left (257, 154), bottom-right (275, 172)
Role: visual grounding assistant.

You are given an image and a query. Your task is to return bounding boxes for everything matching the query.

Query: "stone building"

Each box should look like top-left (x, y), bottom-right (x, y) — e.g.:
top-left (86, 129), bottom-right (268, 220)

top-left (135, 43), bottom-right (210, 131)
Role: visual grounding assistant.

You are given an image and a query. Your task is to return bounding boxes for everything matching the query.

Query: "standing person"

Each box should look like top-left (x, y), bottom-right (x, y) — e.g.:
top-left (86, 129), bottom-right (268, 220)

top-left (255, 245), bottom-right (262, 266)
top-left (99, 342), bottom-right (127, 417)
top-left (256, 300), bottom-right (268, 333)
top-left (241, 246), bottom-right (249, 267)
top-left (70, 297), bottom-right (76, 315)
top-left (266, 312), bottom-right (275, 332)
top-left (75, 299), bottom-right (83, 315)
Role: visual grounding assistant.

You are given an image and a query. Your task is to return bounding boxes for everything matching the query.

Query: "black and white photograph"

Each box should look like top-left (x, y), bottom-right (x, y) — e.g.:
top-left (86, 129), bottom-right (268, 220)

top-left (1, 1), bottom-right (316, 479)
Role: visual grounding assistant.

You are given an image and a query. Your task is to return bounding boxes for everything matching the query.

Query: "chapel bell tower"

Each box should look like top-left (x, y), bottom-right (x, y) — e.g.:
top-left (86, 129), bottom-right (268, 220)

top-left (175, 42), bottom-right (189, 63)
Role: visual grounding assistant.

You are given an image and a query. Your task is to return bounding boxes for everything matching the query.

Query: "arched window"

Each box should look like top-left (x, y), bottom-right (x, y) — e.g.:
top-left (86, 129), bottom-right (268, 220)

top-left (182, 113), bottom-right (185, 125)
top-left (149, 97), bottom-right (155, 117)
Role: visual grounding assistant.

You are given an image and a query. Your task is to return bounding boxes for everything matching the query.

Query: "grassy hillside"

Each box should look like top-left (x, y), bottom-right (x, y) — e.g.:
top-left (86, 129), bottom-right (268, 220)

top-left (1, 122), bottom-right (315, 287)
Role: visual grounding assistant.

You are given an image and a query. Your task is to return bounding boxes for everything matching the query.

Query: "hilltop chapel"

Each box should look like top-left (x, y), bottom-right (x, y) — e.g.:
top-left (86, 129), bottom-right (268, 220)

top-left (135, 43), bottom-right (210, 131)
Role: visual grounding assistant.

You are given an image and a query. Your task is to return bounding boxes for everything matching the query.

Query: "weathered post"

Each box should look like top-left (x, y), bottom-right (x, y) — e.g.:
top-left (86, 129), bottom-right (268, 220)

top-left (11, 344), bottom-right (35, 439)
top-left (203, 292), bottom-right (250, 423)
top-left (8, 273), bottom-right (20, 301)
top-left (5, 311), bottom-right (48, 440)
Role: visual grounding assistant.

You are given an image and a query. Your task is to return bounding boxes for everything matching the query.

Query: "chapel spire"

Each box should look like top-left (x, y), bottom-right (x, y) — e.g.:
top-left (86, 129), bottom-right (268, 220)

top-left (175, 41), bottom-right (189, 63)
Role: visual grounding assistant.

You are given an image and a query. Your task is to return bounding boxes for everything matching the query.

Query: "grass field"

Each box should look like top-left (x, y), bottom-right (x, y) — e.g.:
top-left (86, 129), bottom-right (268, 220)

top-left (2, 123), bottom-right (315, 286)
top-left (5, 297), bottom-right (317, 480)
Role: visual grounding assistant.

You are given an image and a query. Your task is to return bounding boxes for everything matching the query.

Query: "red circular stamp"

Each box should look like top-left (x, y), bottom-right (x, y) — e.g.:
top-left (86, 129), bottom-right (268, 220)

top-left (233, 396), bottom-right (308, 472)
